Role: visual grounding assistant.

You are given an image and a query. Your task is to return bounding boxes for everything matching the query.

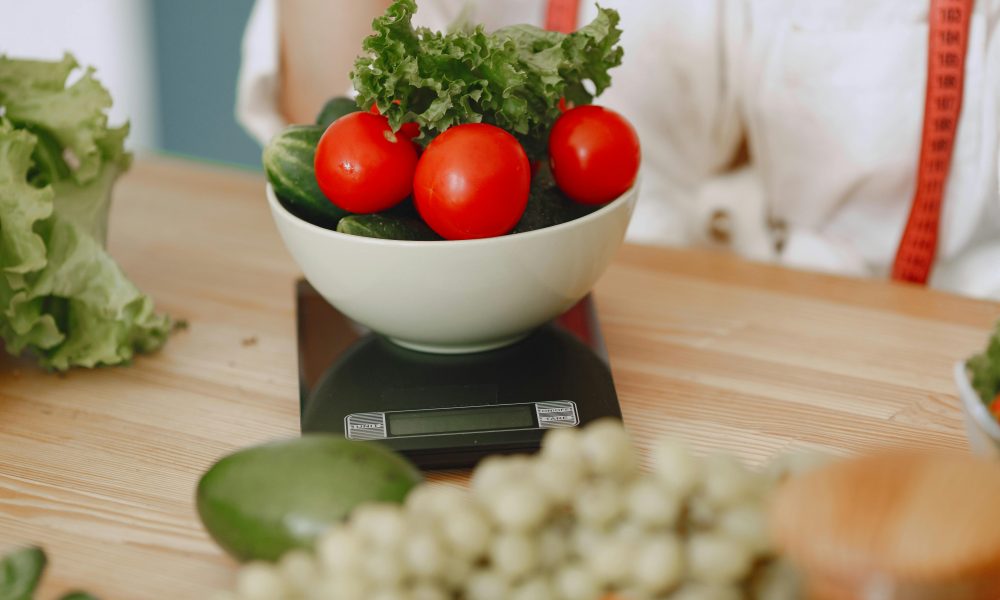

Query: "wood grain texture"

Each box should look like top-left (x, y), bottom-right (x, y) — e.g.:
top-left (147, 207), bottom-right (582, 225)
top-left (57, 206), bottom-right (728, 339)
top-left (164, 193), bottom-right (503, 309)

top-left (771, 453), bottom-right (1000, 598)
top-left (0, 157), bottom-right (997, 598)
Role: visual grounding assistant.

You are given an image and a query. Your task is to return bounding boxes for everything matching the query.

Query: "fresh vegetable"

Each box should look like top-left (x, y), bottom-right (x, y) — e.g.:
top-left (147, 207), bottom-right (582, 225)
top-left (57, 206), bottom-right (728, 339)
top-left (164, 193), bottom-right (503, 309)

top-left (0, 53), bottom-right (172, 370)
top-left (314, 112), bottom-right (418, 214)
top-left (196, 435), bottom-right (422, 562)
top-left (368, 102), bottom-right (420, 141)
top-left (512, 164), bottom-right (599, 234)
top-left (315, 96), bottom-right (359, 128)
top-left (262, 125), bottom-right (348, 227)
top-left (549, 105), bottom-right (640, 205)
top-left (219, 421), bottom-right (802, 600)
top-left (413, 124), bottom-right (530, 240)
top-left (0, 547), bottom-right (97, 600)
top-left (336, 213), bottom-right (440, 241)
top-left (0, 547), bottom-right (45, 600)
top-left (262, 1), bottom-right (636, 241)
top-left (967, 320), bottom-right (1000, 419)
top-left (352, 0), bottom-right (623, 160)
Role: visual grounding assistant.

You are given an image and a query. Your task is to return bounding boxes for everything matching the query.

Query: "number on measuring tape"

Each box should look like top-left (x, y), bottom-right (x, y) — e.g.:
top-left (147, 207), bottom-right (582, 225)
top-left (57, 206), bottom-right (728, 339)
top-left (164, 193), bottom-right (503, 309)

top-left (891, 0), bottom-right (973, 284)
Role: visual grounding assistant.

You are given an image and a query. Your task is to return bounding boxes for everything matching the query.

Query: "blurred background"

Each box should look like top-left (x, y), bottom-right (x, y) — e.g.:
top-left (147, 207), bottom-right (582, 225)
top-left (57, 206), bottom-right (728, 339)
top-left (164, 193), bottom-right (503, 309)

top-left (2, 0), bottom-right (262, 169)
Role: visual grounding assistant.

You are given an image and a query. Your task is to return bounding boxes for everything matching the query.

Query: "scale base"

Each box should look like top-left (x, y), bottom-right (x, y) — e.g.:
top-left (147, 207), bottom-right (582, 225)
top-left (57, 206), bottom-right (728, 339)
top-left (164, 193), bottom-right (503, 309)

top-left (296, 280), bottom-right (621, 469)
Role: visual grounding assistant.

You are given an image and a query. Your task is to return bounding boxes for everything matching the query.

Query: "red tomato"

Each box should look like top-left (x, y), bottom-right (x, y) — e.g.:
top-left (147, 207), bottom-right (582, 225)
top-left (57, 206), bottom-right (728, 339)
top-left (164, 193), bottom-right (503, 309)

top-left (369, 102), bottom-right (421, 141)
top-left (548, 105), bottom-right (640, 205)
top-left (413, 124), bottom-right (530, 240)
top-left (992, 393), bottom-right (1000, 422)
top-left (314, 112), bottom-right (418, 213)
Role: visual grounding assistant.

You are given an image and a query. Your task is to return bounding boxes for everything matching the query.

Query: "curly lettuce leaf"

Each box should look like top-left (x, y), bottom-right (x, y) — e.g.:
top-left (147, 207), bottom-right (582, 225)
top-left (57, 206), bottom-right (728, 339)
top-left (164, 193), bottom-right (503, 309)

top-left (352, 0), bottom-right (623, 158)
top-left (0, 53), bottom-right (77, 95)
top-left (51, 123), bottom-right (131, 246)
top-left (0, 55), bottom-right (170, 370)
top-left (0, 53), bottom-right (113, 185)
top-left (0, 124), bottom-right (52, 281)
top-left (967, 321), bottom-right (1000, 407)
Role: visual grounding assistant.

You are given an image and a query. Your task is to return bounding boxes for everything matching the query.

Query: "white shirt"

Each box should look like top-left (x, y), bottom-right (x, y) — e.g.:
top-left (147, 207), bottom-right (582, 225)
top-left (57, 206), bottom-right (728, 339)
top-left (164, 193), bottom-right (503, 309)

top-left (238, 0), bottom-right (1000, 299)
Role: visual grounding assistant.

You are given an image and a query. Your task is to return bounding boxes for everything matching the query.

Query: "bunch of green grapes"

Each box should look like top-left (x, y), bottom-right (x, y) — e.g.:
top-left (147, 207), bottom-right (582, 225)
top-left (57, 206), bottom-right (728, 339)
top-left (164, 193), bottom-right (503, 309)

top-left (216, 420), bottom-right (803, 600)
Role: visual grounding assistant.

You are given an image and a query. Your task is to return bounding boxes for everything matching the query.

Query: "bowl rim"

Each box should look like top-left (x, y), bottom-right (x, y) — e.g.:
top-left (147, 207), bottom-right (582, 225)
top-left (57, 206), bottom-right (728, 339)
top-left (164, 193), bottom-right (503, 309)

top-left (266, 178), bottom-right (639, 248)
top-left (953, 360), bottom-right (1000, 441)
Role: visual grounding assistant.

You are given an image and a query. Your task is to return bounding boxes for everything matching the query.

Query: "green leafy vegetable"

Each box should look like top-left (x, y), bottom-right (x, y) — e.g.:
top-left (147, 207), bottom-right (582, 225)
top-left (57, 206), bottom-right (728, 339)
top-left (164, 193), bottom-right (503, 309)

top-left (0, 54), bottom-right (112, 186)
top-left (0, 547), bottom-right (45, 600)
top-left (967, 320), bottom-right (1000, 408)
top-left (352, 0), bottom-right (623, 158)
top-left (0, 53), bottom-right (171, 370)
top-left (0, 547), bottom-right (99, 600)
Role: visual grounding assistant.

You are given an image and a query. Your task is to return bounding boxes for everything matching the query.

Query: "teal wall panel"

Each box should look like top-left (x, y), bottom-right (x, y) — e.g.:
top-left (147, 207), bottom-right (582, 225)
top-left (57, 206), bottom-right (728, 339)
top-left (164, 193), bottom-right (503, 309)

top-left (152, 0), bottom-right (262, 169)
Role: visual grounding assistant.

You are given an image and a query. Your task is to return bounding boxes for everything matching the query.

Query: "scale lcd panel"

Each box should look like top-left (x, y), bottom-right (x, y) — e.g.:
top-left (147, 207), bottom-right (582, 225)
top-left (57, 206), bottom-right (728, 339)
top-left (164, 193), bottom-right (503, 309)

top-left (387, 404), bottom-right (536, 437)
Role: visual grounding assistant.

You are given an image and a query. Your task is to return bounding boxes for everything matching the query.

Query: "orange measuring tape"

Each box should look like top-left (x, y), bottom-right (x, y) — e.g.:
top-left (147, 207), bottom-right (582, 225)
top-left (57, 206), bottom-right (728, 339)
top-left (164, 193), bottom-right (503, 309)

top-left (545, 0), bottom-right (971, 284)
top-left (892, 0), bottom-right (973, 284)
top-left (545, 0), bottom-right (579, 33)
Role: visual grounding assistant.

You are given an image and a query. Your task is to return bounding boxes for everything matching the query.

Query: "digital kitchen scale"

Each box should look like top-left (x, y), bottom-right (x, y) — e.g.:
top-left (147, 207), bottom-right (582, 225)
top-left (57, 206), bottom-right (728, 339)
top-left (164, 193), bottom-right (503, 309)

top-left (296, 280), bottom-right (621, 469)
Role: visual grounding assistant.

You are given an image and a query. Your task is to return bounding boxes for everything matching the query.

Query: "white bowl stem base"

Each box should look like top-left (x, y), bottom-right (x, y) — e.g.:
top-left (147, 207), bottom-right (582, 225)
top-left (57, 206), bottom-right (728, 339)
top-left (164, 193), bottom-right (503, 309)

top-left (389, 331), bottom-right (533, 355)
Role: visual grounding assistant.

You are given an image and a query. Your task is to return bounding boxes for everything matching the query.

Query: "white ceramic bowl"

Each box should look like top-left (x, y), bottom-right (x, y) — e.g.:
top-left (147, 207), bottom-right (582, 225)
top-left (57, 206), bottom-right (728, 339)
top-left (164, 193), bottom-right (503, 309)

top-left (267, 184), bottom-right (638, 353)
top-left (954, 361), bottom-right (1000, 458)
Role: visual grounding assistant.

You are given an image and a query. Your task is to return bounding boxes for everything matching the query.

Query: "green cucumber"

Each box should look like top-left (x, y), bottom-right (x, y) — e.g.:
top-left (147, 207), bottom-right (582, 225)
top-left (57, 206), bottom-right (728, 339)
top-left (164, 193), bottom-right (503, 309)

top-left (196, 436), bottom-right (422, 562)
top-left (263, 125), bottom-right (348, 228)
top-left (316, 96), bottom-right (362, 128)
top-left (336, 213), bottom-right (442, 241)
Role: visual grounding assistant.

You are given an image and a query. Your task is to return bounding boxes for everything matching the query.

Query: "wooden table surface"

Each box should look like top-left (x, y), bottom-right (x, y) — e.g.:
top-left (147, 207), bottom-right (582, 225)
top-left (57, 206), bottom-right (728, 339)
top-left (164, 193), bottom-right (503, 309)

top-left (1, 157), bottom-right (998, 599)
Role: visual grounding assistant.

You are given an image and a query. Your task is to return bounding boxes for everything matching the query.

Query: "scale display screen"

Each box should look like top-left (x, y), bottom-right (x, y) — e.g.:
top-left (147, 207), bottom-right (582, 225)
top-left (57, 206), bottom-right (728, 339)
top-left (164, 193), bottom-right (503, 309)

top-left (388, 404), bottom-right (535, 436)
top-left (344, 401), bottom-right (580, 441)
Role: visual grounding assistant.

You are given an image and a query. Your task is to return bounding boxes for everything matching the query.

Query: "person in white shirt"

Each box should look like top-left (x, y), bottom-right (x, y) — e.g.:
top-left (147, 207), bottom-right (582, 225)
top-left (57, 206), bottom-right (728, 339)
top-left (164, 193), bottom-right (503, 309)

top-left (238, 0), bottom-right (1000, 299)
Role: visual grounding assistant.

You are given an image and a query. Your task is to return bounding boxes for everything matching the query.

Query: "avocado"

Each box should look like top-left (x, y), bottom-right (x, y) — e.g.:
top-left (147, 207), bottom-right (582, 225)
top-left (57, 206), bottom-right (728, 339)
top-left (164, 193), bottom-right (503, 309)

top-left (196, 436), bottom-right (422, 562)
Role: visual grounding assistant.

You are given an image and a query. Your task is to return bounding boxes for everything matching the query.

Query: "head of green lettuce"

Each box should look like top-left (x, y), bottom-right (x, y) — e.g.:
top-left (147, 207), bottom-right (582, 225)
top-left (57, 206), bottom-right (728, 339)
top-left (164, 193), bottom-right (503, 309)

top-left (0, 53), bottom-right (172, 370)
